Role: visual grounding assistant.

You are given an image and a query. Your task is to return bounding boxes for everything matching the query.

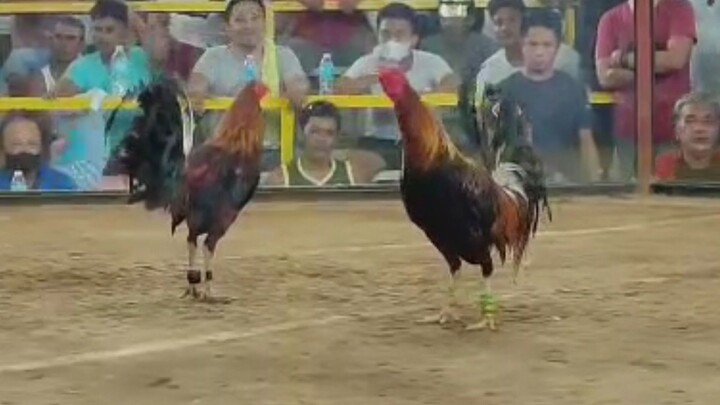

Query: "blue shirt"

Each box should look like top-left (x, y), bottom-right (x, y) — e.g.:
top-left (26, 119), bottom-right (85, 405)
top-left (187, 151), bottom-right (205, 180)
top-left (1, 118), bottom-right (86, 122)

top-left (67, 46), bottom-right (151, 154)
top-left (0, 166), bottom-right (78, 191)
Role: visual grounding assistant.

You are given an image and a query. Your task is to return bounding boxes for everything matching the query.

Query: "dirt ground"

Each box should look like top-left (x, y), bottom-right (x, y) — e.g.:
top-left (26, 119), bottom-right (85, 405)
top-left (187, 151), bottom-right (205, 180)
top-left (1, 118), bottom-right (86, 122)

top-left (0, 195), bottom-right (719, 405)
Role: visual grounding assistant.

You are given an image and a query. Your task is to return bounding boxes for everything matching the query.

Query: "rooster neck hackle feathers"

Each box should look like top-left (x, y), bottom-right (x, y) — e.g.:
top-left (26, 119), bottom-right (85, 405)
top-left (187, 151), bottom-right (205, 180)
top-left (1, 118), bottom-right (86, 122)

top-left (207, 83), bottom-right (267, 163)
top-left (391, 85), bottom-right (474, 171)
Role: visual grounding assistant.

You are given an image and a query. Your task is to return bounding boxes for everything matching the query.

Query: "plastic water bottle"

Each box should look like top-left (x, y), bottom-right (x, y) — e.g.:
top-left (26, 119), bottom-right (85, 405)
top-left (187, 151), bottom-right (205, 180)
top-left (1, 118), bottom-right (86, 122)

top-left (318, 53), bottom-right (335, 95)
top-left (110, 45), bottom-right (130, 96)
top-left (243, 54), bottom-right (258, 82)
top-left (10, 170), bottom-right (28, 192)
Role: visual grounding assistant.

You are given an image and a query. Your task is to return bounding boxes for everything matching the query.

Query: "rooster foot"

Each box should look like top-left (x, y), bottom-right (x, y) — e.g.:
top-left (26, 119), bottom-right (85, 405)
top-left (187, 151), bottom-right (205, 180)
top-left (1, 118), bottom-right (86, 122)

top-left (180, 270), bottom-right (203, 300)
top-left (416, 308), bottom-right (460, 325)
top-left (180, 284), bottom-right (202, 299)
top-left (465, 293), bottom-right (499, 331)
top-left (464, 314), bottom-right (497, 331)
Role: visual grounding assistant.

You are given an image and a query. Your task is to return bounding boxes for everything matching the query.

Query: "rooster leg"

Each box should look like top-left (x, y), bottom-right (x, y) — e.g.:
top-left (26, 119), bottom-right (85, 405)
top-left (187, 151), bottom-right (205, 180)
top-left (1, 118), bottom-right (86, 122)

top-left (181, 239), bottom-right (202, 299)
top-left (465, 277), bottom-right (498, 331)
top-left (417, 271), bottom-right (461, 325)
top-left (466, 253), bottom-right (498, 331)
top-left (417, 250), bottom-right (462, 325)
top-left (201, 242), bottom-right (214, 299)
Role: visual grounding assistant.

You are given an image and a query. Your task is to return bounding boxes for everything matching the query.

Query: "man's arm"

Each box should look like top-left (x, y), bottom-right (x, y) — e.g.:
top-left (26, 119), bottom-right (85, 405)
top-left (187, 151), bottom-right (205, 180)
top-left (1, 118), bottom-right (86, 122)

top-left (279, 48), bottom-right (310, 108)
top-left (594, 11), bottom-right (634, 90)
top-left (262, 166), bottom-right (287, 187)
top-left (187, 49), bottom-right (215, 113)
top-left (335, 74), bottom-right (378, 94)
top-left (621, 36), bottom-right (695, 74)
top-left (335, 55), bottom-right (378, 95)
top-left (436, 73), bottom-right (460, 93)
top-left (347, 150), bottom-right (386, 184)
top-left (26, 72), bottom-right (47, 97)
top-left (284, 75), bottom-right (310, 108)
top-left (53, 75), bottom-right (82, 97)
top-left (187, 72), bottom-right (210, 113)
top-left (430, 54), bottom-right (458, 93)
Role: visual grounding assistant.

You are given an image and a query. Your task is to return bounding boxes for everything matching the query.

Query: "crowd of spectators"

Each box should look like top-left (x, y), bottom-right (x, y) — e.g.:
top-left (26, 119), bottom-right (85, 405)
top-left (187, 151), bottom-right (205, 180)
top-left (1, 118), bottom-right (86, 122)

top-left (0, 0), bottom-right (718, 192)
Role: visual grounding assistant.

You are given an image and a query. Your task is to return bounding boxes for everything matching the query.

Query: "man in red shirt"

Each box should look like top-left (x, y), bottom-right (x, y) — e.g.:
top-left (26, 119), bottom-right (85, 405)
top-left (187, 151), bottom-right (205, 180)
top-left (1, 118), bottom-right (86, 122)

top-left (595, 0), bottom-right (696, 180)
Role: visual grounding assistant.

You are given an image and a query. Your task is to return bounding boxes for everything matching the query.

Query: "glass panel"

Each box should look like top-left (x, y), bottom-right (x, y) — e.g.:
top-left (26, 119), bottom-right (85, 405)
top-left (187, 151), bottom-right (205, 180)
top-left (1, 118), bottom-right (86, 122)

top-left (581, 0), bottom-right (639, 183)
top-left (2, 1), bottom-right (673, 197)
top-left (656, 0), bottom-right (720, 183)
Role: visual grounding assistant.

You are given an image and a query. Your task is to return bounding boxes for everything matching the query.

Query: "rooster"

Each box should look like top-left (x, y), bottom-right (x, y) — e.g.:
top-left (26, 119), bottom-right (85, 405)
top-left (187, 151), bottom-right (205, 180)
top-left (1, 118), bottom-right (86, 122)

top-left (115, 77), bottom-right (269, 301)
top-left (378, 68), bottom-right (551, 331)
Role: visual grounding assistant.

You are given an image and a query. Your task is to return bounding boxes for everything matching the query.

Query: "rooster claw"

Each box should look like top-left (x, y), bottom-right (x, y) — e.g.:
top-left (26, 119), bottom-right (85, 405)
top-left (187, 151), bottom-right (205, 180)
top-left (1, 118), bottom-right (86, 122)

top-left (180, 285), bottom-right (201, 299)
top-left (416, 308), bottom-right (460, 325)
top-left (465, 315), bottom-right (498, 331)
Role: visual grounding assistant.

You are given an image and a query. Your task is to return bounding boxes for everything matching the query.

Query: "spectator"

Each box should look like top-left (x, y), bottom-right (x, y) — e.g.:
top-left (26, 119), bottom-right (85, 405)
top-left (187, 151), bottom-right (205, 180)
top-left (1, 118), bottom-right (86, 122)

top-left (278, 0), bottom-right (376, 74)
top-left (0, 112), bottom-right (76, 191)
top-left (138, 13), bottom-right (204, 83)
top-left (595, 0), bottom-right (696, 180)
top-left (26, 16), bottom-right (86, 96)
top-left (475, 0), bottom-right (580, 90)
top-left (655, 92), bottom-right (720, 181)
top-left (499, 10), bottom-right (599, 182)
top-left (0, 15), bottom-right (54, 96)
top-left (336, 2), bottom-right (458, 170)
top-left (264, 100), bottom-right (385, 186)
top-left (188, 0), bottom-right (309, 171)
top-left (689, 0), bottom-right (720, 94)
top-left (421, 0), bottom-right (499, 83)
top-left (53, 0), bottom-right (152, 185)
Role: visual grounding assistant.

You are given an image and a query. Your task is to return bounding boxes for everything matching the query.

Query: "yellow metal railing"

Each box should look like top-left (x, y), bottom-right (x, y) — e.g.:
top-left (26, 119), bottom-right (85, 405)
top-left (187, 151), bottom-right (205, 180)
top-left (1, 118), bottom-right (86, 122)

top-left (0, 93), bottom-right (614, 164)
top-left (0, 0), bottom-right (606, 165)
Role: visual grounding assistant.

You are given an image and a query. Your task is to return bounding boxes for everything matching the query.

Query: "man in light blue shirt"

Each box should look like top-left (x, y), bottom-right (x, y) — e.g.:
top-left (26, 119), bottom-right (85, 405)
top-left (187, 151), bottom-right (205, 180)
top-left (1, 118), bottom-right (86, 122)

top-left (55, 0), bottom-right (151, 188)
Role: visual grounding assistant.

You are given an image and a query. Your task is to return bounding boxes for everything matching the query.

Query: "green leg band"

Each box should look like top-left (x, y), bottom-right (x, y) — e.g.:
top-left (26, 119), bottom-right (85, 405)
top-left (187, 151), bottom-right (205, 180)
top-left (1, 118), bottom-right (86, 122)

top-left (479, 293), bottom-right (498, 315)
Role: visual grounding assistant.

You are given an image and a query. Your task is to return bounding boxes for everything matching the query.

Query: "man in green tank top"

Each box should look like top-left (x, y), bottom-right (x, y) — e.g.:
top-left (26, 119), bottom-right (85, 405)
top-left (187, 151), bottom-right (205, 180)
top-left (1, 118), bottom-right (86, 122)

top-left (264, 101), bottom-right (385, 187)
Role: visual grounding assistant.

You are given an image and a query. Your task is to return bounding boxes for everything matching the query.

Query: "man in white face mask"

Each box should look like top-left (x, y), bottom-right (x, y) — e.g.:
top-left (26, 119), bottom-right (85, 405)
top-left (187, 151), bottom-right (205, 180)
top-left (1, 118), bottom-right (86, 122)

top-left (337, 2), bottom-right (458, 170)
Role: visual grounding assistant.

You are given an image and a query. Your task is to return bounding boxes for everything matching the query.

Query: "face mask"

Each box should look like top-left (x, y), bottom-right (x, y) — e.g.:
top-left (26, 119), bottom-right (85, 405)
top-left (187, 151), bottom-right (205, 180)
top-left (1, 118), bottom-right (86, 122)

top-left (376, 40), bottom-right (412, 62)
top-left (5, 152), bottom-right (41, 172)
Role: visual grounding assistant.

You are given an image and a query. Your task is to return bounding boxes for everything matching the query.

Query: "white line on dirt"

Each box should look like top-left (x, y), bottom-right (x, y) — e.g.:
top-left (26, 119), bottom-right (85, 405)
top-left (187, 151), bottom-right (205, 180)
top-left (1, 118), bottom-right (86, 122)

top-left (1, 301), bottom-right (515, 374)
top-left (225, 213), bottom-right (720, 260)
top-left (2, 214), bottom-right (718, 374)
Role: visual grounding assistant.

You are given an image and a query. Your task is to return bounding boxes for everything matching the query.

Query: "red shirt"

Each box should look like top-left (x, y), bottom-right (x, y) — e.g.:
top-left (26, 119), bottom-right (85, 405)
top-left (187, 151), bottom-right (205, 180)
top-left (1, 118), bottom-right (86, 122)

top-left (164, 40), bottom-right (203, 82)
top-left (595, 0), bottom-right (696, 144)
top-left (290, 11), bottom-right (370, 50)
top-left (655, 149), bottom-right (720, 181)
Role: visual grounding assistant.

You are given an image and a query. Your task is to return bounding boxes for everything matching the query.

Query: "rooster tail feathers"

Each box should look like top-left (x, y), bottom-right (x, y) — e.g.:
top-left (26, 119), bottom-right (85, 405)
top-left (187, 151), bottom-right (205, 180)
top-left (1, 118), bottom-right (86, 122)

top-left (116, 77), bottom-right (194, 211)
top-left (505, 145), bottom-right (552, 233)
top-left (458, 78), bottom-right (482, 149)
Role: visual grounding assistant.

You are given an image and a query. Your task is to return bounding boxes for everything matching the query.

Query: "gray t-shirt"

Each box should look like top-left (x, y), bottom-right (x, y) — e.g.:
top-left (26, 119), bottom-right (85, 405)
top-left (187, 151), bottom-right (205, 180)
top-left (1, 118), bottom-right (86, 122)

top-left (192, 44), bottom-right (306, 146)
top-left (499, 71), bottom-right (591, 181)
top-left (193, 44), bottom-right (305, 96)
top-left (344, 49), bottom-right (454, 140)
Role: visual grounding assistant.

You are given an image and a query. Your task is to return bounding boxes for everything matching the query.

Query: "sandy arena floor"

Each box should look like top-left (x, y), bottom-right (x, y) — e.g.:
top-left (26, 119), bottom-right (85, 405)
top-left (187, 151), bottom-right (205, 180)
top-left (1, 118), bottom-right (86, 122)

top-left (0, 195), bottom-right (719, 404)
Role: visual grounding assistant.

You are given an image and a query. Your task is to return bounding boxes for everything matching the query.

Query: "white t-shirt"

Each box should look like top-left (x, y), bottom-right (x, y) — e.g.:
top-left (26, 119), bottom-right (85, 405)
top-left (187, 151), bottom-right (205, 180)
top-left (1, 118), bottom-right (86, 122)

top-left (344, 49), bottom-right (454, 140)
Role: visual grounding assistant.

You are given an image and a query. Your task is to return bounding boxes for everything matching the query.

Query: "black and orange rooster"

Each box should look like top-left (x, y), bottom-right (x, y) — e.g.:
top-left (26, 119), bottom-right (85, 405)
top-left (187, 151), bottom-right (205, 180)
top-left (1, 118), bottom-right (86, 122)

top-left (115, 77), bottom-right (268, 301)
top-left (378, 68), bottom-right (551, 331)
